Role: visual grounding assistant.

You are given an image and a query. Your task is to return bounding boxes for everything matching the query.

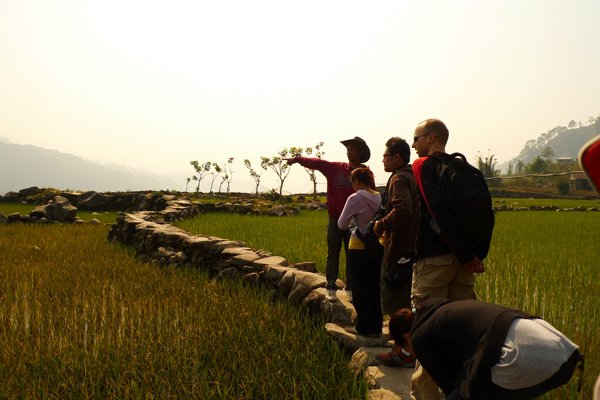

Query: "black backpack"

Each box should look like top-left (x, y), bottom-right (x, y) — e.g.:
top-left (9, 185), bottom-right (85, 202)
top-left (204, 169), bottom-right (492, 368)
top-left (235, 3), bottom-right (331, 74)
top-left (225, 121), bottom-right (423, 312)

top-left (429, 152), bottom-right (495, 260)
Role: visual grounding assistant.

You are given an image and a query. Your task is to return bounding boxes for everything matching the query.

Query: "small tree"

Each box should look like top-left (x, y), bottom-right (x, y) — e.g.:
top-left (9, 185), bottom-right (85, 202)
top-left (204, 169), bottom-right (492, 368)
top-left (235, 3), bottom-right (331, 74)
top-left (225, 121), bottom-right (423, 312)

top-left (218, 164), bottom-right (228, 193)
top-left (541, 146), bottom-right (555, 161)
top-left (477, 153), bottom-right (500, 187)
top-left (290, 142), bottom-right (324, 200)
top-left (185, 177), bottom-right (191, 192)
top-left (190, 161), bottom-right (211, 193)
top-left (225, 157), bottom-right (234, 194)
top-left (207, 162), bottom-right (221, 193)
top-left (556, 177), bottom-right (570, 195)
top-left (217, 158), bottom-right (234, 194)
top-left (527, 156), bottom-right (548, 174)
top-left (515, 160), bottom-right (525, 174)
top-left (263, 148), bottom-right (294, 196)
top-left (244, 158), bottom-right (268, 196)
top-left (506, 161), bottom-right (514, 176)
top-left (476, 153), bottom-right (498, 178)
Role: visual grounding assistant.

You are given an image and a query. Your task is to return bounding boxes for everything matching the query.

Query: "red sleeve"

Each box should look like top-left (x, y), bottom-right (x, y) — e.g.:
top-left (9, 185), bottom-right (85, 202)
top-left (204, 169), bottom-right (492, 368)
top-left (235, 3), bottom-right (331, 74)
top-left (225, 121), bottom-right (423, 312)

top-left (294, 157), bottom-right (341, 177)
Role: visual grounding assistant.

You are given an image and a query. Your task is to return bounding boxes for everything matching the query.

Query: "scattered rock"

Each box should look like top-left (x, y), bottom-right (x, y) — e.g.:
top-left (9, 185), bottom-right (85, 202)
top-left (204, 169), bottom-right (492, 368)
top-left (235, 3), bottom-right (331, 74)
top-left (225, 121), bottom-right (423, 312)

top-left (30, 195), bottom-right (77, 222)
top-left (252, 255), bottom-right (290, 268)
top-left (0, 192), bottom-right (20, 203)
top-left (291, 261), bottom-right (317, 273)
top-left (19, 186), bottom-right (42, 199)
top-left (229, 251), bottom-right (261, 267)
top-left (78, 191), bottom-right (111, 210)
top-left (7, 212), bottom-right (23, 223)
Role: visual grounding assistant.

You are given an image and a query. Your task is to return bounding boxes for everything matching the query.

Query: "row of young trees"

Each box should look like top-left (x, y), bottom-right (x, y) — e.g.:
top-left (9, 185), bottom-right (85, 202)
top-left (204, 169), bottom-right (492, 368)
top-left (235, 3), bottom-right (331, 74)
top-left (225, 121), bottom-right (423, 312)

top-left (187, 157), bottom-right (235, 194)
top-left (189, 143), bottom-right (579, 195)
top-left (477, 146), bottom-right (578, 181)
top-left (188, 142), bottom-right (325, 198)
top-left (477, 147), bottom-right (584, 194)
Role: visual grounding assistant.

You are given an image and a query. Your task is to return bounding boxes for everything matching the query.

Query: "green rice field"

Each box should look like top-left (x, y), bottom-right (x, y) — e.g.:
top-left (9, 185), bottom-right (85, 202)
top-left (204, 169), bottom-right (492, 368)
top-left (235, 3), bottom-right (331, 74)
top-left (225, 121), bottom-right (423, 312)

top-left (178, 208), bottom-right (600, 399)
top-left (0, 224), bottom-right (367, 399)
top-left (2, 198), bottom-right (599, 398)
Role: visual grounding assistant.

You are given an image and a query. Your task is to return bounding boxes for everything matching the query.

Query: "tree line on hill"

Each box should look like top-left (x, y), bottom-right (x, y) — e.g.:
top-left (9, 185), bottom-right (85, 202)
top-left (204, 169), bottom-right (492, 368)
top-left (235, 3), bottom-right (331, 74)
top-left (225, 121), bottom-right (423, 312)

top-left (470, 115), bottom-right (599, 196)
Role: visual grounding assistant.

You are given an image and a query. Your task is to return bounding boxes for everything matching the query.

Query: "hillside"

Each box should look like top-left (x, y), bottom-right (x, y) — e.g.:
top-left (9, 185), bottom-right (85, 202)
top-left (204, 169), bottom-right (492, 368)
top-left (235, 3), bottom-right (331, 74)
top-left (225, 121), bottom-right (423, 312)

top-left (501, 116), bottom-right (599, 171)
top-left (0, 140), bottom-right (181, 195)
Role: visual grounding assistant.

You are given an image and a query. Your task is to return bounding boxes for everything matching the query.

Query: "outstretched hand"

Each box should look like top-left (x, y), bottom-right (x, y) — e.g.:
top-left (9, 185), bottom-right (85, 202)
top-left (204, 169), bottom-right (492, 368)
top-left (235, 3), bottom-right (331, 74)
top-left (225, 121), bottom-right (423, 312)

top-left (465, 258), bottom-right (485, 273)
top-left (283, 157), bottom-right (297, 165)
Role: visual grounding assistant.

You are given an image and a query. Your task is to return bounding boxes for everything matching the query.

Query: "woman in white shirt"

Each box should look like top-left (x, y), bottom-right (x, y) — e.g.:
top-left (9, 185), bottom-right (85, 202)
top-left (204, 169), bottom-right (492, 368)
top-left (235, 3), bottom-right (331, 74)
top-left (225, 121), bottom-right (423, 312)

top-left (338, 167), bottom-right (384, 337)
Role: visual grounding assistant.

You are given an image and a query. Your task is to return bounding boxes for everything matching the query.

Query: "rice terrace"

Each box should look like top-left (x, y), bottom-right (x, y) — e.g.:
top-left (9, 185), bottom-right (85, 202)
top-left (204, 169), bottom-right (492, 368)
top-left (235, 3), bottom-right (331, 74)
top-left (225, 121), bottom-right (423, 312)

top-left (0, 190), bottom-right (599, 399)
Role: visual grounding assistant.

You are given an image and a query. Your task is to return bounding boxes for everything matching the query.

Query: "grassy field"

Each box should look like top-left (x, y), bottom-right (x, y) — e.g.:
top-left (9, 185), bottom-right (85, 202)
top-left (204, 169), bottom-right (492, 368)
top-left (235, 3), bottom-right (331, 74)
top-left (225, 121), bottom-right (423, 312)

top-left (492, 197), bottom-right (600, 209)
top-left (481, 211), bottom-right (600, 399)
top-left (0, 224), bottom-right (367, 399)
top-left (177, 210), bottom-right (339, 278)
top-left (2, 196), bottom-right (599, 398)
top-left (178, 208), bottom-right (600, 399)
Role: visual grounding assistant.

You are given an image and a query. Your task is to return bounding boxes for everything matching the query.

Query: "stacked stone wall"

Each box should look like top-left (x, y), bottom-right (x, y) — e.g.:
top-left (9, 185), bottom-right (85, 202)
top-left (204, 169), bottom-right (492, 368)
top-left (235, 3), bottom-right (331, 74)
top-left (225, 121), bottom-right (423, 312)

top-left (108, 204), bottom-right (358, 327)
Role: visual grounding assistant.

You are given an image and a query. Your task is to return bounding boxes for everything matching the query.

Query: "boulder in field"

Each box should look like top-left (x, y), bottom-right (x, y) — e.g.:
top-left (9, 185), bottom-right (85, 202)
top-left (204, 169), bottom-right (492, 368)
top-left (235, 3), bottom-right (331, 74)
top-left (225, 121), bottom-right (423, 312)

top-left (0, 192), bottom-right (20, 203)
top-left (30, 195), bottom-right (77, 222)
top-left (19, 186), bottom-right (42, 199)
top-left (78, 191), bottom-right (111, 210)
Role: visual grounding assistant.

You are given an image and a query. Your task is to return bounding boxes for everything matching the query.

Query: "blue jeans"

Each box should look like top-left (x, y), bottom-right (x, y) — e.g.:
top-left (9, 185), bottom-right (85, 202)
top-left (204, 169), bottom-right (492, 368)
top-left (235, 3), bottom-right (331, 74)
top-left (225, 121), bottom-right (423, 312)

top-left (326, 217), bottom-right (350, 290)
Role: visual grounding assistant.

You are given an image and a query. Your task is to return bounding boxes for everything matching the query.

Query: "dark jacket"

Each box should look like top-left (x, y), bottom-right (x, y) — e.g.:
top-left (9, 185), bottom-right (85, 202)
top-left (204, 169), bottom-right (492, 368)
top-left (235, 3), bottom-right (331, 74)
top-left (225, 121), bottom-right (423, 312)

top-left (411, 298), bottom-right (535, 399)
top-left (377, 164), bottom-right (420, 267)
top-left (412, 154), bottom-right (486, 263)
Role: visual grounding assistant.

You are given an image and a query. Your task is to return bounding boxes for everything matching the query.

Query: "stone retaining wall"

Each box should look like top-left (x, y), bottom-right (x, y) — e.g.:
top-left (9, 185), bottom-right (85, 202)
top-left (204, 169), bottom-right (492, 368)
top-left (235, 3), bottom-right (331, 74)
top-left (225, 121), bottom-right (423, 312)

top-left (107, 198), bottom-right (412, 399)
top-left (107, 198), bottom-right (358, 328)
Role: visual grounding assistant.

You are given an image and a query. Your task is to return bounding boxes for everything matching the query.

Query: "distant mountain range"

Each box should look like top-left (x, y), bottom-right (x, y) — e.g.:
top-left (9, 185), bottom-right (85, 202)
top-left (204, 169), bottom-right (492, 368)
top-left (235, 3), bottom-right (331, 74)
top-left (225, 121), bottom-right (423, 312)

top-left (499, 115), bottom-right (599, 172)
top-left (3, 116), bottom-right (598, 195)
top-left (0, 140), bottom-right (181, 195)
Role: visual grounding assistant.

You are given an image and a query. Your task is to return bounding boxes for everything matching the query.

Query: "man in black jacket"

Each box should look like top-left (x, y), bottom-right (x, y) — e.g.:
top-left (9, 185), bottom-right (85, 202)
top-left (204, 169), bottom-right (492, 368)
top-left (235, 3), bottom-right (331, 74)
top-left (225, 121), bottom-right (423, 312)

top-left (387, 298), bottom-right (582, 400)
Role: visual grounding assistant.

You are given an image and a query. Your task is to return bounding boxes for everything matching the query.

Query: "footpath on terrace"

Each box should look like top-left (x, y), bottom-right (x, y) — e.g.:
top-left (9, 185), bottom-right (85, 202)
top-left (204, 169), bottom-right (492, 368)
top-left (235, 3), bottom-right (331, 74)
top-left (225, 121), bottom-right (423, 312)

top-left (325, 290), bottom-right (412, 400)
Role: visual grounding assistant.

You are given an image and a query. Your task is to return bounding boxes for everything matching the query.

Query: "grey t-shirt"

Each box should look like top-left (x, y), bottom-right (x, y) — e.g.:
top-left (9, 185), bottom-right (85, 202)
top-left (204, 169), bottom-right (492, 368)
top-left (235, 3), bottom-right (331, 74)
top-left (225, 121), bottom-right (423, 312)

top-left (491, 318), bottom-right (579, 390)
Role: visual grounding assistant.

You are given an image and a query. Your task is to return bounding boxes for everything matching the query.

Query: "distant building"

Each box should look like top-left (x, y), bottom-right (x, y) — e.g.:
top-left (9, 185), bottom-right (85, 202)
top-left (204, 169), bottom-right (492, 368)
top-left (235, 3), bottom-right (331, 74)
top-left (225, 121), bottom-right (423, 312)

top-left (556, 157), bottom-right (575, 166)
top-left (570, 171), bottom-right (593, 191)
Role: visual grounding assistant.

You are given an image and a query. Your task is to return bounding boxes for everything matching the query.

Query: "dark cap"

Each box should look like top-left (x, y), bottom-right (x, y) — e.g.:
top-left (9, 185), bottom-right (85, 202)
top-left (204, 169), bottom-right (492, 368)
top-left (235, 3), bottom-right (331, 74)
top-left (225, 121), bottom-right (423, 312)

top-left (340, 136), bottom-right (371, 163)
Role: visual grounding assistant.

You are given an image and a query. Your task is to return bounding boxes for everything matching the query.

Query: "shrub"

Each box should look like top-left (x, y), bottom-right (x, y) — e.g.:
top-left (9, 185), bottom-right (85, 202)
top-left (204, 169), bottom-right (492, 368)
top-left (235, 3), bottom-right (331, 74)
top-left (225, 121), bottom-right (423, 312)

top-left (556, 177), bottom-right (570, 195)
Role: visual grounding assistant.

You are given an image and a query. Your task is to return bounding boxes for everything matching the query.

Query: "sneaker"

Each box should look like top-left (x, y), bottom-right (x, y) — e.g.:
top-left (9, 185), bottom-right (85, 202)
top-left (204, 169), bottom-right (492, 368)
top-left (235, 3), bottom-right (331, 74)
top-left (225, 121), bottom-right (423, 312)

top-left (346, 290), bottom-right (353, 303)
top-left (326, 289), bottom-right (337, 302)
top-left (375, 345), bottom-right (416, 368)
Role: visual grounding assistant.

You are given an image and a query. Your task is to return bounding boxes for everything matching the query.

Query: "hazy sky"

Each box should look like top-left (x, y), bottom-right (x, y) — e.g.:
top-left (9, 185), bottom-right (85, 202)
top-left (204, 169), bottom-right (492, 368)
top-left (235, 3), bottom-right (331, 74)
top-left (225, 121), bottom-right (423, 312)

top-left (1, 0), bottom-right (599, 193)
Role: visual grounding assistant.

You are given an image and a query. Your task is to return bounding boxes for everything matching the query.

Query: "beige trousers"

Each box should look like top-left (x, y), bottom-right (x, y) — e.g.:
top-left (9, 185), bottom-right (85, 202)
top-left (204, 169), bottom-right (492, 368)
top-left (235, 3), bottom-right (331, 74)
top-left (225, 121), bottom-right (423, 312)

top-left (409, 253), bottom-right (476, 400)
